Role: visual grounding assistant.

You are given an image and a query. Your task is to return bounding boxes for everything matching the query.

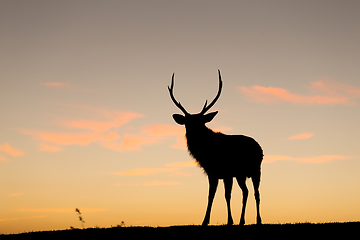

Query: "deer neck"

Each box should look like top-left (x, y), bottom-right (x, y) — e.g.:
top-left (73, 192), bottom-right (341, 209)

top-left (185, 125), bottom-right (214, 142)
top-left (185, 125), bottom-right (216, 165)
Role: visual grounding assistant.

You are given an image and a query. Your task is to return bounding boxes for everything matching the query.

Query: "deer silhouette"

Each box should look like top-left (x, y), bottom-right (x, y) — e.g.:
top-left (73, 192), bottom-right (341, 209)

top-left (168, 70), bottom-right (263, 226)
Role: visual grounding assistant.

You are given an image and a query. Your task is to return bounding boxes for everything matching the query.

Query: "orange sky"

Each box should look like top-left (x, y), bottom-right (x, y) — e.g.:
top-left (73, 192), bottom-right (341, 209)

top-left (1, 0), bottom-right (360, 234)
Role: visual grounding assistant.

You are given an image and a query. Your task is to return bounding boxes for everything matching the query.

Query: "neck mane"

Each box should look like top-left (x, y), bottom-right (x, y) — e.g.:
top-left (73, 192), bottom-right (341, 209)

top-left (185, 125), bottom-right (218, 162)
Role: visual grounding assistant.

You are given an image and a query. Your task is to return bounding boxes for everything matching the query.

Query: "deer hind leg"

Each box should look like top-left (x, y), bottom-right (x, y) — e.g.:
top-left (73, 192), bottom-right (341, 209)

top-left (252, 172), bottom-right (262, 225)
top-left (202, 176), bottom-right (218, 226)
top-left (223, 177), bottom-right (234, 225)
top-left (236, 176), bottom-right (248, 225)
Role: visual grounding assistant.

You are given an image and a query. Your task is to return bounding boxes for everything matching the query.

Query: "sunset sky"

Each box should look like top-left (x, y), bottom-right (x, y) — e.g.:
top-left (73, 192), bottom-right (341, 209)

top-left (1, 0), bottom-right (360, 234)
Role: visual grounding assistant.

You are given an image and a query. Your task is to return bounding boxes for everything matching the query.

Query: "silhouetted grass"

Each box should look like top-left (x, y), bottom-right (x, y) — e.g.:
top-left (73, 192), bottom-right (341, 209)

top-left (2, 222), bottom-right (359, 239)
top-left (74, 208), bottom-right (85, 229)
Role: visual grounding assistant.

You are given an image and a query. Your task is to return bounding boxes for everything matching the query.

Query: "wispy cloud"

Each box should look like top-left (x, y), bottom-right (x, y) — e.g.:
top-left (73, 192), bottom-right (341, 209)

top-left (263, 155), bottom-right (357, 163)
top-left (18, 208), bottom-right (107, 213)
top-left (142, 181), bottom-right (180, 186)
top-left (21, 130), bottom-right (119, 146)
top-left (22, 124), bottom-right (183, 153)
top-left (20, 104), bottom-right (147, 152)
top-left (142, 124), bottom-right (184, 137)
top-left (0, 215), bottom-right (46, 222)
top-left (100, 134), bottom-right (158, 152)
top-left (113, 161), bottom-right (196, 181)
top-left (20, 104), bottom-right (191, 153)
top-left (0, 143), bottom-right (24, 162)
top-left (114, 168), bottom-right (180, 176)
top-left (120, 134), bottom-right (159, 151)
top-left (165, 161), bottom-right (198, 167)
top-left (100, 124), bottom-right (186, 152)
top-left (0, 143), bottom-right (24, 157)
top-left (40, 82), bottom-right (69, 87)
top-left (58, 104), bottom-right (143, 119)
top-left (38, 144), bottom-right (62, 152)
top-left (58, 112), bottom-right (142, 133)
top-left (8, 193), bottom-right (24, 197)
top-left (288, 133), bottom-right (314, 140)
top-left (239, 78), bottom-right (360, 105)
top-left (0, 156), bottom-right (10, 162)
top-left (142, 124), bottom-right (186, 149)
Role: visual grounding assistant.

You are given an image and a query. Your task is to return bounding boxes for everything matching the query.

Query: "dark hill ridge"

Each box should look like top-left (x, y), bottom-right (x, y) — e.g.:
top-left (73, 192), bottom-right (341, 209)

top-left (2, 222), bottom-right (359, 239)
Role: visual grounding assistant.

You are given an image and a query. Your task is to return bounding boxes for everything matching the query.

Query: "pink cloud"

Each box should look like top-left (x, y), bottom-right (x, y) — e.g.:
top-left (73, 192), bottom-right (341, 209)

top-left (21, 130), bottom-right (119, 146)
top-left (58, 112), bottom-right (143, 133)
top-left (20, 104), bottom-right (152, 152)
top-left (263, 155), bottom-right (356, 163)
top-left (0, 143), bottom-right (24, 158)
top-left (18, 208), bottom-right (107, 213)
top-left (113, 161), bottom-right (198, 180)
top-left (38, 144), bottom-right (62, 152)
top-left (23, 124), bottom-right (183, 153)
top-left (58, 104), bottom-right (142, 119)
top-left (142, 124), bottom-right (184, 137)
top-left (101, 124), bottom-right (187, 152)
top-left (0, 215), bottom-right (46, 222)
top-left (98, 141), bottom-right (123, 152)
top-left (142, 181), bottom-right (180, 186)
top-left (239, 79), bottom-right (360, 105)
top-left (100, 134), bottom-right (160, 152)
top-left (114, 168), bottom-right (179, 176)
top-left (288, 133), bottom-right (314, 140)
top-left (142, 124), bottom-right (186, 150)
top-left (165, 161), bottom-right (198, 167)
top-left (171, 138), bottom-right (187, 150)
top-left (119, 134), bottom-right (159, 151)
top-left (0, 156), bottom-right (10, 162)
top-left (8, 193), bottom-right (24, 197)
top-left (21, 104), bottom-right (191, 152)
top-left (310, 79), bottom-right (360, 97)
top-left (40, 82), bottom-right (69, 87)
top-left (119, 124), bottom-right (233, 152)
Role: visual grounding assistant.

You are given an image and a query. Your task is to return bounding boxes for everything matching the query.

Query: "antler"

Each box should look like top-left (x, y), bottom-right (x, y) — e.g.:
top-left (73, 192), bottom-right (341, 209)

top-left (168, 73), bottom-right (189, 115)
top-left (200, 69), bottom-right (223, 114)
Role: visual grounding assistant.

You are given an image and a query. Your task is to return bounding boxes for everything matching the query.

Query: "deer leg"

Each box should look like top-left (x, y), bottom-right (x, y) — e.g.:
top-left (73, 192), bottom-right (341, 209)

top-left (223, 177), bottom-right (234, 225)
top-left (202, 176), bottom-right (218, 226)
top-left (236, 176), bottom-right (248, 225)
top-left (252, 172), bottom-right (262, 225)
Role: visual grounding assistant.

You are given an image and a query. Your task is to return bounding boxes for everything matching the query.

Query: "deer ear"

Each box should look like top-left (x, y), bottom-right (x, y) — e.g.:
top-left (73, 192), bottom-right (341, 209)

top-left (172, 114), bottom-right (186, 125)
top-left (204, 111), bottom-right (218, 123)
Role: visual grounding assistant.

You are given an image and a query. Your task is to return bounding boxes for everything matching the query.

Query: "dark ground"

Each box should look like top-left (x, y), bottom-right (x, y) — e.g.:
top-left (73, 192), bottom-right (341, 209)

top-left (1, 222), bottom-right (359, 239)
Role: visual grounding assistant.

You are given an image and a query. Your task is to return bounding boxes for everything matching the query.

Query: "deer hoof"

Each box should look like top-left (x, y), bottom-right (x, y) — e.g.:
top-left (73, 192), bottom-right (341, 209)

top-left (202, 221), bottom-right (209, 226)
top-left (227, 219), bottom-right (234, 226)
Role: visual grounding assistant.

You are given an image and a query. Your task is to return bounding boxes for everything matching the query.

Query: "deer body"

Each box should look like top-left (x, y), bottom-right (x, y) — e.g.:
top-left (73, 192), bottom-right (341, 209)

top-left (169, 70), bottom-right (263, 226)
top-left (186, 129), bottom-right (262, 179)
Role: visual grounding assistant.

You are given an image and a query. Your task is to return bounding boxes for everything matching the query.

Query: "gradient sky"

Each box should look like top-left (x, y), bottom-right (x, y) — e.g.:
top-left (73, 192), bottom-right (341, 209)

top-left (1, 0), bottom-right (360, 234)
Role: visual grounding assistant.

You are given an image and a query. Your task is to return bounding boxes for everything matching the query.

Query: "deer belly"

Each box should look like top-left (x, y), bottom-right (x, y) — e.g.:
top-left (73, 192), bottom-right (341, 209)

top-left (201, 158), bottom-right (259, 179)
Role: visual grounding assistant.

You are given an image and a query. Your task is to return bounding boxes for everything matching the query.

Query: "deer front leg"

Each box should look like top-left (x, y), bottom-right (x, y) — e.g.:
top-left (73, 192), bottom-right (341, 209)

top-left (224, 177), bottom-right (234, 225)
top-left (202, 177), bottom-right (218, 226)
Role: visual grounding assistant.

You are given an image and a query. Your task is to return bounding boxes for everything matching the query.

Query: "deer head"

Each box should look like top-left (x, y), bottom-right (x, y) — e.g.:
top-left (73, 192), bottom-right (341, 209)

top-left (168, 70), bottom-right (223, 129)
